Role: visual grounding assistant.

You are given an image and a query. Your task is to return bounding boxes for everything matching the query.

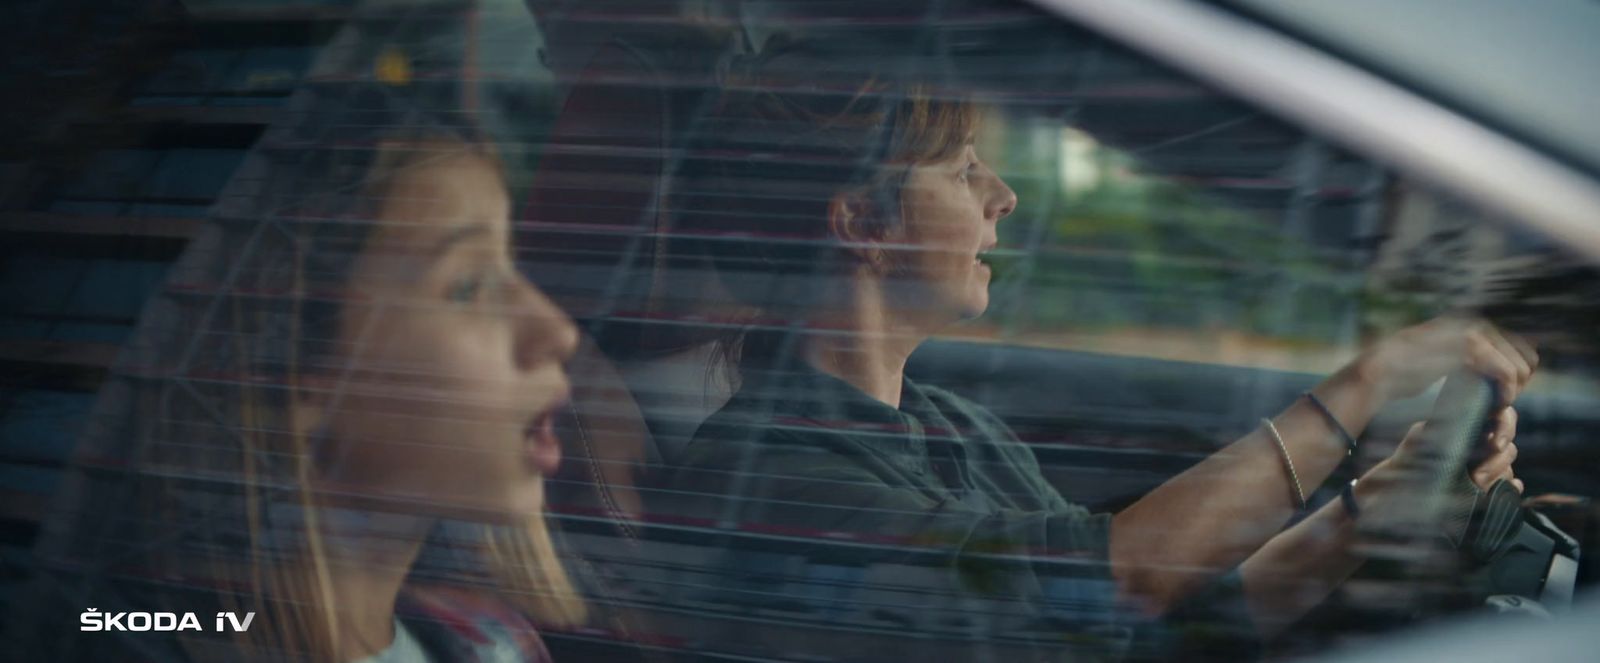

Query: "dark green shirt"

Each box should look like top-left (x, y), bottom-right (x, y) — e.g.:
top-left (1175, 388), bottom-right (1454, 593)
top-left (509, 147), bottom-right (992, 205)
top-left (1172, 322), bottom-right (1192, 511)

top-left (663, 361), bottom-right (1258, 661)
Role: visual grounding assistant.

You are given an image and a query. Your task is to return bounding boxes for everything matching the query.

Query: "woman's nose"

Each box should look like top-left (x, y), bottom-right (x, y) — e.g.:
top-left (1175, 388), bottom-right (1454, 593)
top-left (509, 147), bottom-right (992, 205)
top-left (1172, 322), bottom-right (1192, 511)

top-left (510, 278), bottom-right (579, 371)
top-left (986, 171), bottom-right (1017, 222)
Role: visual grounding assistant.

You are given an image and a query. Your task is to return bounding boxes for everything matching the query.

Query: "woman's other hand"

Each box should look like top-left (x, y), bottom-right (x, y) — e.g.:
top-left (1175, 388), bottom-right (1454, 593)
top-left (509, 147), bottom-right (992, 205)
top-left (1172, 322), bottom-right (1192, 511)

top-left (1385, 407), bottom-right (1525, 494)
top-left (1357, 409), bottom-right (1524, 545)
top-left (1471, 407), bottom-right (1525, 493)
top-left (1352, 317), bottom-right (1538, 406)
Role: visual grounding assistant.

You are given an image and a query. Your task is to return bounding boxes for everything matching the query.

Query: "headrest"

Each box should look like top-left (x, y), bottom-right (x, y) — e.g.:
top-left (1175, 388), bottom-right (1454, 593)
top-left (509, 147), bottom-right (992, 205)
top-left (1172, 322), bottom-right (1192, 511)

top-left (617, 342), bottom-right (736, 465)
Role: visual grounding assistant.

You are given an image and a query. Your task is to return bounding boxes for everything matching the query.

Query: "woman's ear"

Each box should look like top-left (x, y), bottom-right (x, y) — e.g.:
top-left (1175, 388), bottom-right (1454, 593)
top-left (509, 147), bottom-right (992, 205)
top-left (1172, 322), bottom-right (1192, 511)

top-left (827, 189), bottom-right (886, 268)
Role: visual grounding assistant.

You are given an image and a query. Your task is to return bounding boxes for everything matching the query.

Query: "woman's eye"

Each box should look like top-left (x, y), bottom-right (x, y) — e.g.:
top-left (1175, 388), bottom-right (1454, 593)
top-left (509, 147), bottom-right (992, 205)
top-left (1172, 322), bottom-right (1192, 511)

top-left (960, 162), bottom-right (978, 181)
top-left (447, 274), bottom-right (487, 303)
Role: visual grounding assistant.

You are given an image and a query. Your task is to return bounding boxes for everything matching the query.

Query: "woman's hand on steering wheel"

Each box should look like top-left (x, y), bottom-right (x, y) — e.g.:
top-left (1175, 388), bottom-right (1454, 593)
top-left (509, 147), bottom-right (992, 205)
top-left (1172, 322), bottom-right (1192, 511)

top-left (1472, 407), bottom-right (1524, 494)
top-left (1389, 407), bottom-right (1525, 495)
top-left (1353, 317), bottom-right (1538, 406)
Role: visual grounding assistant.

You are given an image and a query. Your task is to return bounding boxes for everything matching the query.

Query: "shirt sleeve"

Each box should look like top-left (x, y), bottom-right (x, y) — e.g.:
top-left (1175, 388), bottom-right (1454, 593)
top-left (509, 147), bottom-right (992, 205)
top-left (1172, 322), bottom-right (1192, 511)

top-left (667, 429), bottom-right (1265, 660)
top-left (668, 433), bottom-right (1138, 658)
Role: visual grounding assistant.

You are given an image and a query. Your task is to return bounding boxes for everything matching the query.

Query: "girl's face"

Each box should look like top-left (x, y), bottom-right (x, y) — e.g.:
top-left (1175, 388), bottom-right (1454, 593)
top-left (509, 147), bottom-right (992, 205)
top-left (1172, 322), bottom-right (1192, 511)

top-left (887, 141), bottom-right (1017, 325)
top-left (304, 151), bottom-right (577, 522)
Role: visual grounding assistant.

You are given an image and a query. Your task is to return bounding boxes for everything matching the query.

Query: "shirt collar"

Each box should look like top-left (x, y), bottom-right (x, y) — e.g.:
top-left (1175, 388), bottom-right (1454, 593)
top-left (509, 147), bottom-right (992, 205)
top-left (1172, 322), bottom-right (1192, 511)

top-left (737, 359), bottom-right (943, 453)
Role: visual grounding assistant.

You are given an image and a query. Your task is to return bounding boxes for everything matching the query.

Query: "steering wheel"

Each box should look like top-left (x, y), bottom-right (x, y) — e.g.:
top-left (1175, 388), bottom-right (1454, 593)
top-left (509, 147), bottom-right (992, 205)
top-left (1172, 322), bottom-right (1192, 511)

top-left (1378, 368), bottom-right (1580, 615)
top-left (1405, 369), bottom-right (1505, 546)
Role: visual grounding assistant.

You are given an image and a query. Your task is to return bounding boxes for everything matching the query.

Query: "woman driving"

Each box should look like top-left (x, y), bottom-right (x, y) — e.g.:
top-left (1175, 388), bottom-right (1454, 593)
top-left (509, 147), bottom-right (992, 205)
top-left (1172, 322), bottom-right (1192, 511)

top-left (661, 37), bottom-right (1535, 659)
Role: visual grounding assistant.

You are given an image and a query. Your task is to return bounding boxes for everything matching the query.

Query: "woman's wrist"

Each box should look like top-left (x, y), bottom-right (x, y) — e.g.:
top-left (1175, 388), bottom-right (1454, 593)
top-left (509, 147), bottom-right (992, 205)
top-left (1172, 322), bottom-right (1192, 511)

top-left (1352, 458), bottom-right (1405, 517)
top-left (1339, 353), bottom-right (1389, 402)
top-left (1306, 360), bottom-right (1386, 446)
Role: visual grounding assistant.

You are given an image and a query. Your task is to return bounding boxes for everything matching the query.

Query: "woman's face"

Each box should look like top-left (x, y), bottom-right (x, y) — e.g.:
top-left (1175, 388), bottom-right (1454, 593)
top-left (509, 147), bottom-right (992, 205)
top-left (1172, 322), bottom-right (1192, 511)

top-left (305, 152), bottom-right (577, 522)
top-left (887, 141), bottom-right (1017, 325)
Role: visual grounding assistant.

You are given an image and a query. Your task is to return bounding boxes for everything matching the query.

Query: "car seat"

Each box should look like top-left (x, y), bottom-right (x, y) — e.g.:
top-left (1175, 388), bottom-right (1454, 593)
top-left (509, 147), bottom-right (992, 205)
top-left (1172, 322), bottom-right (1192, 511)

top-left (514, 16), bottom-right (751, 660)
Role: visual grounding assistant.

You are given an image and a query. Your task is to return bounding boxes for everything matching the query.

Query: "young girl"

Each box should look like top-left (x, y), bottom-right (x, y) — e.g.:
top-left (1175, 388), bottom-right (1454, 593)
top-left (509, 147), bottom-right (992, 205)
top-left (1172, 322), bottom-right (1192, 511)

top-left (14, 121), bottom-right (585, 661)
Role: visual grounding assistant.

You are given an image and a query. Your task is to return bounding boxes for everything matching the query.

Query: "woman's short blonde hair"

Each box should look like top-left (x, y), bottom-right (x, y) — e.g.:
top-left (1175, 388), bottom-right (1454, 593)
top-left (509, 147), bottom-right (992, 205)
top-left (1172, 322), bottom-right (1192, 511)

top-left (673, 36), bottom-right (981, 368)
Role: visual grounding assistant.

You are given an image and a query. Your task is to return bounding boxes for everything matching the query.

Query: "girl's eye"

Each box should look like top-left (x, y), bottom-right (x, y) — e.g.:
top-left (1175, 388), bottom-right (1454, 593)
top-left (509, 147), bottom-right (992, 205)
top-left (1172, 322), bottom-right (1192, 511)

top-left (447, 273), bottom-right (487, 303)
top-left (959, 162), bottom-right (978, 181)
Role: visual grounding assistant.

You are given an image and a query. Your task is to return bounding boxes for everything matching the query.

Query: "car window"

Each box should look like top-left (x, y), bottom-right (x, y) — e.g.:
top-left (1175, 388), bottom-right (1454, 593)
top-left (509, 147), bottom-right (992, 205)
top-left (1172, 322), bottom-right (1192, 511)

top-left (1213, 0), bottom-right (1600, 176)
top-left (538, 3), bottom-right (1600, 659)
top-left (2, 1), bottom-right (1595, 661)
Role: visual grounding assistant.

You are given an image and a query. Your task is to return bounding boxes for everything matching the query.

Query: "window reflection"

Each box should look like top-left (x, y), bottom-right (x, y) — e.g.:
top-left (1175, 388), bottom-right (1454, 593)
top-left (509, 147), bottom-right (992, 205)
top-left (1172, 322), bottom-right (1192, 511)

top-left (1, 2), bottom-right (1596, 663)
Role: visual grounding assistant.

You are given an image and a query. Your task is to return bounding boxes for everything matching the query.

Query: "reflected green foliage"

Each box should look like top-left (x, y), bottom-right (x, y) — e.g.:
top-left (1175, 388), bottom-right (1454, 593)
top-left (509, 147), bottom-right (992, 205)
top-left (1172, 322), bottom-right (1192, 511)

top-left (988, 125), bottom-right (1369, 347)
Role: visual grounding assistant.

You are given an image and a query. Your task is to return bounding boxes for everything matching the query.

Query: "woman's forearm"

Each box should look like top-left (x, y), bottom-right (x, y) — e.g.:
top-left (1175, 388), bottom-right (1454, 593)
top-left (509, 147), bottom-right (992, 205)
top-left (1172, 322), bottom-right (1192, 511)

top-left (1237, 471), bottom-right (1392, 636)
top-left (1109, 362), bottom-right (1385, 613)
top-left (1106, 319), bottom-right (1534, 614)
top-left (1238, 404), bottom-right (1525, 635)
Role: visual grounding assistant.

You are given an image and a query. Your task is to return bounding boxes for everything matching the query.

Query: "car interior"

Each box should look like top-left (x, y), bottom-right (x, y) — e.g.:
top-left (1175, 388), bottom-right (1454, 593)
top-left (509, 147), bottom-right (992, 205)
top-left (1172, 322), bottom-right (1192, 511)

top-left (512, 3), bottom-right (1597, 659)
top-left (2, 1), bottom-right (1595, 661)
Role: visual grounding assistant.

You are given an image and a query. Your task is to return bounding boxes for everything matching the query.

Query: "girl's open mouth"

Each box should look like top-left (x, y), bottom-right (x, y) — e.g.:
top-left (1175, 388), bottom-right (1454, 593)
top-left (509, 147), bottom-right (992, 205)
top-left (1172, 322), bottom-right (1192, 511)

top-left (524, 408), bottom-right (562, 475)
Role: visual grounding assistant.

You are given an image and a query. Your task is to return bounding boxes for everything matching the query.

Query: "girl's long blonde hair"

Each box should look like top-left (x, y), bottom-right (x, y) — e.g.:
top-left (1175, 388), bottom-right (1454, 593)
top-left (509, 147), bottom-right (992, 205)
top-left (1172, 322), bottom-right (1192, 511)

top-left (33, 127), bottom-right (583, 662)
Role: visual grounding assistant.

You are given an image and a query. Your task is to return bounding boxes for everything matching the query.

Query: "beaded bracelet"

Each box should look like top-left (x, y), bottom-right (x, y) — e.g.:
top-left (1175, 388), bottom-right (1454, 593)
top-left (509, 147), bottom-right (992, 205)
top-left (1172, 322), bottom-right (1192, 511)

top-left (1261, 417), bottom-right (1308, 510)
top-left (1304, 391), bottom-right (1358, 456)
